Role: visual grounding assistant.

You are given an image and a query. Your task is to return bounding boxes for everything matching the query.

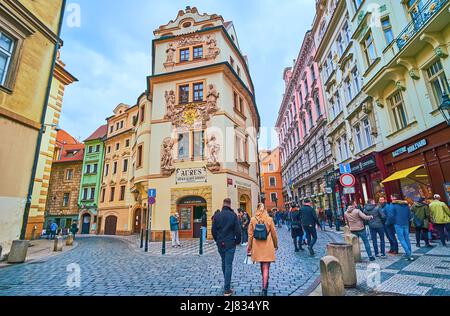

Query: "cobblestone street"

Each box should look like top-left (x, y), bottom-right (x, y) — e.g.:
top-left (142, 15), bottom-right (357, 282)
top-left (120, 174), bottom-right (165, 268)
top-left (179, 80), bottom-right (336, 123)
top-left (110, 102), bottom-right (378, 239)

top-left (0, 227), bottom-right (337, 296)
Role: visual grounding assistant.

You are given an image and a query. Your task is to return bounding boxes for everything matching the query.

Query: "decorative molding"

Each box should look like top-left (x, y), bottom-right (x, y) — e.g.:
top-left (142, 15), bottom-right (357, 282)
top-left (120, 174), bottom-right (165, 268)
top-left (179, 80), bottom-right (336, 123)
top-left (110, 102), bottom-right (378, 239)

top-left (161, 137), bottom-right (175, 176)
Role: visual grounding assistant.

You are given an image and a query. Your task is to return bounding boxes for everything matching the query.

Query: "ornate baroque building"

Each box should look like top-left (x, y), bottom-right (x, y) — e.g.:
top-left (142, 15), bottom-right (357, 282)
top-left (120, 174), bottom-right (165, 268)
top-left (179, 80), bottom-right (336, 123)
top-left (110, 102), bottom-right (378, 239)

top-left (126, 7), bottom-right (261, 240)
top-left (276, 30), bottom-right (333, 210)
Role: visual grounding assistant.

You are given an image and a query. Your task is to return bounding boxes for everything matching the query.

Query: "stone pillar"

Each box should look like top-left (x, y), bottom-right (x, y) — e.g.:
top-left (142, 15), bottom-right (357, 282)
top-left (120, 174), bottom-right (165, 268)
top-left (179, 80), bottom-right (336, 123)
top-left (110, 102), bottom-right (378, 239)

top-left (7, 240), bottom-right (30, 264)
top-left (66, 234), bottom-right (74, 246)
top-left (345, 233), bottom-right (362, 263)
top-left (320, 256), bottom-right (345, 296)
top-left (327, 243), bottom-right (357, 288)
top-left (53, 236), bottom-right (64, 252)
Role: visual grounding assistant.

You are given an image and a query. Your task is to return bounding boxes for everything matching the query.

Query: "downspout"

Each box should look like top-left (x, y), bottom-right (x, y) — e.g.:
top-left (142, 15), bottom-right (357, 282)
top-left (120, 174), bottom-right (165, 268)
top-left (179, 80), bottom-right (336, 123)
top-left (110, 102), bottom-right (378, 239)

top-left (20, 0), bottom-right (68, 240)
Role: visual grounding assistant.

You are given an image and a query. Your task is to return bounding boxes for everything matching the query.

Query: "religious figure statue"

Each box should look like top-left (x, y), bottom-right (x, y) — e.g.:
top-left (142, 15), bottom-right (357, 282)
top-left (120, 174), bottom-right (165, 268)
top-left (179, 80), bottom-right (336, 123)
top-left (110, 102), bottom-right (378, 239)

top-left (206, 134), bottom-right (221, 171)
top-left (206, 84), bottom-right (220, 114)
top-left (166, 43), bottom-right (176, 63)
top-left (164, 90), bottom-right (176, 119)
top-left (161, 138), bottom-right (175, 176)
top-left (206, 35), bottom-right (220, 58)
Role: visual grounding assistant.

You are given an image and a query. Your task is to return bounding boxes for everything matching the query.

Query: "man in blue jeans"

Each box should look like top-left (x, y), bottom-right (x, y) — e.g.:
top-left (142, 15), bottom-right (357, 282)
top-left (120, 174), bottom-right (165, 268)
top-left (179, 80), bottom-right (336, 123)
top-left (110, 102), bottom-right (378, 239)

top-left (212, 198), bottom-right (242, 297)
top-left (300, 199), bottom-right (319, 257)
top-left (380, 197), bottom-right (399, 255)
top-left (389, 194), bottom-right (414, 261)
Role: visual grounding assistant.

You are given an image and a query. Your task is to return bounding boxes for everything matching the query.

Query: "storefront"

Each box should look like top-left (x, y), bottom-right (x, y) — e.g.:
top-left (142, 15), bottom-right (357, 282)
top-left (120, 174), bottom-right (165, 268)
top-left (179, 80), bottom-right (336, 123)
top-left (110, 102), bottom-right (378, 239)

top-left (381, 123), bottom-right (450, 204)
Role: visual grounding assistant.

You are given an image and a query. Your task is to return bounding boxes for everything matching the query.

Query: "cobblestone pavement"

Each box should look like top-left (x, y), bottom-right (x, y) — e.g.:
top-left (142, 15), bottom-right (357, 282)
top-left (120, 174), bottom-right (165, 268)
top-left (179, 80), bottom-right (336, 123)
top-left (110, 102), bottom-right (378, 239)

top-left (0, 227), bottom-right (338, 296)
top-left (328, 227), bottom-right (450, 296)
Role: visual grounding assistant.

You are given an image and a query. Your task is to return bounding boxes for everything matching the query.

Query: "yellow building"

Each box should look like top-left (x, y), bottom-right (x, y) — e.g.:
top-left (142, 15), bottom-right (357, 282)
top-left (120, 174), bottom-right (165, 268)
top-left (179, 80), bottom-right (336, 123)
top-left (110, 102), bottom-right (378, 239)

top-left (97, 103), bottom-right (140, 235)
top-left (119, 7), bottom-right (261, 241)
top-left (26, 53), bottom-right (77, 240)
top-left (0, 0), bottom-right (66, 254)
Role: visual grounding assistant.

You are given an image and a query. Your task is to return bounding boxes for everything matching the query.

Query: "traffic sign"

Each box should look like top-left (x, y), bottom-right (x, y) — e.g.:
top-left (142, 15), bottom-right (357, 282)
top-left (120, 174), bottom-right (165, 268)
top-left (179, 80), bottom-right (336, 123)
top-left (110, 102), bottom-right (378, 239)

top-left (325, 187), bottom-right (333, 194)
top-left (148, 197), bottom-right (156, 205)
top-left (339, 163), bottom-right (352, 174)
top-left (343, 187), bottom-right (356, 194)
top-left (340, 174), bottom-right (356, 187)
top-left (148, 189), bottom-right (157, 198)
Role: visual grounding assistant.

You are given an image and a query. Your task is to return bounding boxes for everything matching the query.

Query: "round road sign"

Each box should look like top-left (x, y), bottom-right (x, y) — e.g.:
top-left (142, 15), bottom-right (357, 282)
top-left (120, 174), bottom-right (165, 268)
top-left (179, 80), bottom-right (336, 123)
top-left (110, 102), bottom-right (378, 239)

top-left (340, 174), bottom-right (356, 187)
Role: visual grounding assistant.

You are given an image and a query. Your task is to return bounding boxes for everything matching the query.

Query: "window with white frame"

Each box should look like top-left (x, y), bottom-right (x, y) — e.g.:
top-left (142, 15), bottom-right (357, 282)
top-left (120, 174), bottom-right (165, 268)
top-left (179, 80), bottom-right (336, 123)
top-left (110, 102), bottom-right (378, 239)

top-left (389, 91), bottom-right (408, 131)
top-left (345, 79), bottom-right (353, 102)
top-left (0, 32), bottom-right (15, 86)
top-left (270, 192), bottom-right (278, 203)
top-left (336, 139), bottom-right (343, 162)
top-left (337, 34), bottom-right (344, 56)
top-left (343, 22), bottom-right (351, 46)
top-left (269, 177), bottom-right (276, 187)
top-left (381, 17), bottom-right (394, 46)
top-left (362, 32), bottom-right (377, 66)
top-left (427, 60), bottom-right (449, 106)
top-left (353, 0), bottom-right (363, 12)
top-left (354, 123), bottom-right (363, 152)
top-left (268, 163), bottom-right (275, 172)
top-left (90, 188), bottom-right (95, 200)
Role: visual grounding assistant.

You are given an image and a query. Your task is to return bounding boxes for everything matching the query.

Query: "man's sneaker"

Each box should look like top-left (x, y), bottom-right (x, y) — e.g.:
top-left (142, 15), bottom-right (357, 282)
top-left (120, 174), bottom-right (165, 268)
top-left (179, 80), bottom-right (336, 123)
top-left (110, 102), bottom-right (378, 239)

top-left (425, 244), bottom-right (434, 248)
top-left (375, 254), bottom-right (380, 257)
top-left (407, 256), bottom-right (415, 261)
top-left (308, 247), bottom-right (315, 257)
top-left (369, 257), bottom-right (376, 262)
top-left (224, 289), bottom-right (234, 297)
top-left (380, 254), bottom-right (387, 259)
top-left (295, 248), bottom-right (300, 253)
top-left (416, 244), bottom-right (421, 248)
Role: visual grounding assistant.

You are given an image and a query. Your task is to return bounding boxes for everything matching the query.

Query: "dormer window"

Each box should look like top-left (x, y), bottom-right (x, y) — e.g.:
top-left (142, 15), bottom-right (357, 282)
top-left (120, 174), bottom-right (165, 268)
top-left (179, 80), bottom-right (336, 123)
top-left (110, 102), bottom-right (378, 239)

top-left (180, 48), bottom-right (190, 62)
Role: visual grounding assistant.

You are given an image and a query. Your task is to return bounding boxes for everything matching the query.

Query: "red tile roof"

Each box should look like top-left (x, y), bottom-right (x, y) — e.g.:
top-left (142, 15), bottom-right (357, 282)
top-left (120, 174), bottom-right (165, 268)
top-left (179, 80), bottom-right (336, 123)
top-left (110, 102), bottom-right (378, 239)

top-left (56, 129), bottom-right (79, 145)
top-left (84, 124), bottom-right (107, 142)
top-left (54, 129), bottom-right (84, 163)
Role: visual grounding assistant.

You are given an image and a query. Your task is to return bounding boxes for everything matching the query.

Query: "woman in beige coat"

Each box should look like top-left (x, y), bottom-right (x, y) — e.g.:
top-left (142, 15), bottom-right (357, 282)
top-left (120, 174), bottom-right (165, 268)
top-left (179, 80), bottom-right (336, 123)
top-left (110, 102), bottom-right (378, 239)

top-left (247, 203), bottom-right (279, 296)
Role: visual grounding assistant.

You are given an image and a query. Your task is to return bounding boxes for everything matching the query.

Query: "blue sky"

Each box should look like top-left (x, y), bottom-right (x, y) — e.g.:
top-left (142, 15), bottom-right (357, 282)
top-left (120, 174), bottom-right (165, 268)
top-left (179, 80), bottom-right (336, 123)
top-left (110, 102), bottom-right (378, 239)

top-left (59, 0), bottom-right (316, 149)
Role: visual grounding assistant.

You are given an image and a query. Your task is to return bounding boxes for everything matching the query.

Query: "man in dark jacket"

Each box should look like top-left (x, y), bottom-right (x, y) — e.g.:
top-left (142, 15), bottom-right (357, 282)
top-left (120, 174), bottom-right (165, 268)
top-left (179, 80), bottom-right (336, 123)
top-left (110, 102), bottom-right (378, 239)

top-left (201, 209), bottom-right (208, 243)
top-left (325, 208), bottom-right (334, 229)
top-left (290, 205), bottom-right (304, 252)
top-left (300, 199), bottom-right (320, 256)
top-left (212, 198), bottom-right (242, 296)
top-left (380, 196), bottom-right (399, 255)
top-left (364, 199), bottom-right (386, 258)
top-left (388, 194), bottom-right (414, 261)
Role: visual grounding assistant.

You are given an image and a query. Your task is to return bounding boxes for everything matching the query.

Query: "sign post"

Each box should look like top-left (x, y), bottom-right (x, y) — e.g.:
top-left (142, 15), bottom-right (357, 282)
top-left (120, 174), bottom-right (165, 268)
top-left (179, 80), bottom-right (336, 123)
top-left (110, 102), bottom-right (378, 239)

top-left (146, 189), bottom-right (157, 253)
top-left (340, 174), bottom-right (356, 210)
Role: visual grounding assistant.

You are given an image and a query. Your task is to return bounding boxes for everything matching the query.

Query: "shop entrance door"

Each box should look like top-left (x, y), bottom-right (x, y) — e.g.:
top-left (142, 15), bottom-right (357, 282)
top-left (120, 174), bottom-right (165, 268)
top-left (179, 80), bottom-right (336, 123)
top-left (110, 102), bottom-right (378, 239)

top-left (177, 196), bottom-right (207, 239)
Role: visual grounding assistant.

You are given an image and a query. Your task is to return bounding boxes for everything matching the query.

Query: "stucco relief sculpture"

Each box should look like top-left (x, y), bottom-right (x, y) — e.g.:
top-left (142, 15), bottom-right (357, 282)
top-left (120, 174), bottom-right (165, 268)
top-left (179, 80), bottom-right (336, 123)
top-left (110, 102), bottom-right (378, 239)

top-left (206, 35), bottom-right (220, 58)
top-left (161, 137), bottom-right (175, 176)
top-left (206, 134), bottom-right (221, 172)
top-left (164, 84), bottom-right (220, 128)
top-left (165, 43), bottom-right (176, 63)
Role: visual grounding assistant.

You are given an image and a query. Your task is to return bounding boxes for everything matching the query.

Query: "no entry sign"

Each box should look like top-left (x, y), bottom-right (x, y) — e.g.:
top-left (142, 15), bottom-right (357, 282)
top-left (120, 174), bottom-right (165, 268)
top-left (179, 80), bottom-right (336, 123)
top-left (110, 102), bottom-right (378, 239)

top-left (340, 174), bottom-right (356, 187)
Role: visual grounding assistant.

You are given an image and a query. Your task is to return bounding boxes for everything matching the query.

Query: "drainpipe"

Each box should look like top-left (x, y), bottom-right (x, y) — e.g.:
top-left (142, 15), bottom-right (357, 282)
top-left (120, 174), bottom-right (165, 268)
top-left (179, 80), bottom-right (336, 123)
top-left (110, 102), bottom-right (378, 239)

top-left (20, 0), bottom-right (68, 240)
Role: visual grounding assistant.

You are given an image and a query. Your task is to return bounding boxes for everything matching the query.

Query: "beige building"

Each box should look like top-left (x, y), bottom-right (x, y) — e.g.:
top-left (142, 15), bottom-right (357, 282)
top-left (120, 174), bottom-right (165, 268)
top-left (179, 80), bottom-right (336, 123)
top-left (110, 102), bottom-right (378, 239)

top-left (0, 0), bottom-right (66, 254)
top-left (125, 6), bottom-right (261, 240)
top-left (97, 103), bottom-right (139, 235)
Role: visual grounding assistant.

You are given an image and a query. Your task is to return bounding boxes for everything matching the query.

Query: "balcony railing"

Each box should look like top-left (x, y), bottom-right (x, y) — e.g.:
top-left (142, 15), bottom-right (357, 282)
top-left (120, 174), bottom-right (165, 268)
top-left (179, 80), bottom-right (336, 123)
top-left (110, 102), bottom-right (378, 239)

top-left (396, 0), bottom-right (448, 51)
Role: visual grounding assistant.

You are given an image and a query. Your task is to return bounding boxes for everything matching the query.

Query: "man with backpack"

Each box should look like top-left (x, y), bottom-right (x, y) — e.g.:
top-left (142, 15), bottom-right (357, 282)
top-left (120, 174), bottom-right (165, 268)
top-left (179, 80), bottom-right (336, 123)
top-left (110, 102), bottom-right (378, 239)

top-left (212, 198), bottom-right (242, 297)
top-left (290, 204), bottom-right (304, 252)
top-left (300, 199), bottom-right (320, 256)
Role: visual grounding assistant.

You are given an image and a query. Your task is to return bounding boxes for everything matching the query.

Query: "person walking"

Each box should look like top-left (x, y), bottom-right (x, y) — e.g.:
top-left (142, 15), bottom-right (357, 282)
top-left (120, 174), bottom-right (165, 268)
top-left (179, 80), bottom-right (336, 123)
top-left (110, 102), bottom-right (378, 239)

top-left (247, 203), bottom-right (279, 296)
top-left (70, 221), bottom-right (79, 240)
top-left (212, 198), bottom-right (242, 297)
top-left (326, 208), bottom-right (333, 229)
top-left (201, 209), bottom-right (208, 244)
top-left (345, 205), bottom-right (376, 261)
top-left (49, 222), bottom-right (58, 240)
top-left (411, 197), bottom-right (433, 248)
top-left (290, 205), bottom-right (304, 252)
top-left (388, 194), bottom-right (414, 261)
top-left (169, 213), bottom-right (181, 247)
top-left (429, 194), bottom-right (450, 247)
top-left (286, 207), bottom-right (292, 232)
top-left (380, 196), bottom-right (399, 255)
top-left (300, 199), bottom-right (320, 257)
top-left (239, 209), bottom-right (250, 246)
top-left (317, 208), bottom-right (326, 231)
top-left (364, 199), bottom-right (387, 258)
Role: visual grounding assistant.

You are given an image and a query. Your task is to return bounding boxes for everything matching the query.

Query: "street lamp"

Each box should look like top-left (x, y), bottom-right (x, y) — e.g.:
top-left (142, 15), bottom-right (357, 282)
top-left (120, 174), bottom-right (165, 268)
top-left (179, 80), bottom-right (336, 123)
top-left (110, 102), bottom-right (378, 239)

top-left (439, 92), bottom-right (450, 126)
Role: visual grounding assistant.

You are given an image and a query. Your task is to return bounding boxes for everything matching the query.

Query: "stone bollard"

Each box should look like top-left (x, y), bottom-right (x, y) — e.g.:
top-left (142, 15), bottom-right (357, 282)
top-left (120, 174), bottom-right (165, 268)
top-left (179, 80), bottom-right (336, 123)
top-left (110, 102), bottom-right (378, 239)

top-left (320, 256), bottom-right (345, 296)
top-left (66, 234), bottom-right (74, 246)
top-left (344, 233), bottom-right (362, 263)
top-left (7, 240), bottom-right (30, 264)
top-left (53, 236), bottom-right (64, 252)
top-left (327, 243), bottom-right (357, 288)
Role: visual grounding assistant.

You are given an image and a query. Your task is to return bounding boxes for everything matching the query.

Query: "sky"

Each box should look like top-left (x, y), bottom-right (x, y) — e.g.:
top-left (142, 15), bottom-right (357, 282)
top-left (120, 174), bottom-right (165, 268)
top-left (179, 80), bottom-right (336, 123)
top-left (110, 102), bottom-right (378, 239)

top-left (59, 0), bottom-right (316, 149)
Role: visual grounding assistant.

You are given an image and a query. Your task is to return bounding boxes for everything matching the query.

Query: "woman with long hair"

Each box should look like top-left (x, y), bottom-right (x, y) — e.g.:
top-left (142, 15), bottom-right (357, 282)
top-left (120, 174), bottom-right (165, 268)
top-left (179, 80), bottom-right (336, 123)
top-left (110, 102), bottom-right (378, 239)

top-left (247, 203), bottom-right (279, 296)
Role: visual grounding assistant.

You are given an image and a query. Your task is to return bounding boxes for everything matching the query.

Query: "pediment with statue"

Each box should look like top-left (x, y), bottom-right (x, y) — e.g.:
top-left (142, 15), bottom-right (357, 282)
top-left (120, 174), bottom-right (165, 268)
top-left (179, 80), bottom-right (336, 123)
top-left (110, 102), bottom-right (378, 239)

top-left (164, 84), bottom-right (220, 128)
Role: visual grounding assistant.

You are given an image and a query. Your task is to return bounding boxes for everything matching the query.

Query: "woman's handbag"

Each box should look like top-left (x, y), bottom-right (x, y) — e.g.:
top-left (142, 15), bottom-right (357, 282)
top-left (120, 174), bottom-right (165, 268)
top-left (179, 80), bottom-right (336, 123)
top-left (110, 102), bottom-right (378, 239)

top-left (244, 254), bottom-right (254, 265)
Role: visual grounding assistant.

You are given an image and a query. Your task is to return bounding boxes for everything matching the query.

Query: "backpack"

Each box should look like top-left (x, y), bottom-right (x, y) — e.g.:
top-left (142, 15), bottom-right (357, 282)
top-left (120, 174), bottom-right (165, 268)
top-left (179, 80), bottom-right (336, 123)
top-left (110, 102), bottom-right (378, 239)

top-left (254, 219), bottom-right (269, 241)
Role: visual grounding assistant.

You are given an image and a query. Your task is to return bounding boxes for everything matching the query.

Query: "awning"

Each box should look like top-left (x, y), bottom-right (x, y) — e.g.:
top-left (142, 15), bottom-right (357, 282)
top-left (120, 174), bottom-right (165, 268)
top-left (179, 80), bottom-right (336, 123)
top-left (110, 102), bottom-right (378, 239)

top-left (381, 165), bottom-right (424, 184)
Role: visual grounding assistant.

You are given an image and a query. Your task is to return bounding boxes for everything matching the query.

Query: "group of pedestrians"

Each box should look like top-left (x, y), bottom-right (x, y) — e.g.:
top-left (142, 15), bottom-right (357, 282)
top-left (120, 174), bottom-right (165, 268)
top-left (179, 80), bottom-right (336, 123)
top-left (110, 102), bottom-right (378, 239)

top-left (45, 221), bottom-right (78, 240)
top-left (288, 199), bottom-right (320, 256)
top-left (344, 193), bottom-right (450, 262)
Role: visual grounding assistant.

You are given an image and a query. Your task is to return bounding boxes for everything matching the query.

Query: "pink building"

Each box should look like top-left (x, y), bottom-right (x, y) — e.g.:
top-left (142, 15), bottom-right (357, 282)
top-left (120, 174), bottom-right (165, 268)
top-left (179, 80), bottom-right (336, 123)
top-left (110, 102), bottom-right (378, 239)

top-left (276, 30), bottom-right (333, 209)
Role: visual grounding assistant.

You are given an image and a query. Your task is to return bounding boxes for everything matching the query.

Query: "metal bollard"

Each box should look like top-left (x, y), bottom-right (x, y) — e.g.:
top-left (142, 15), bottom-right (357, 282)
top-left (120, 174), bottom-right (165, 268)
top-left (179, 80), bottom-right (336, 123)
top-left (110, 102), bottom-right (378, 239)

top-left (145, 229), bottom-right (149, 252)
top-left (199, 231), bottom-right (203, 255)
top-left (140, 229), bottom-right (144, 249)
top-left (162, 230), bottom-right (166, 255)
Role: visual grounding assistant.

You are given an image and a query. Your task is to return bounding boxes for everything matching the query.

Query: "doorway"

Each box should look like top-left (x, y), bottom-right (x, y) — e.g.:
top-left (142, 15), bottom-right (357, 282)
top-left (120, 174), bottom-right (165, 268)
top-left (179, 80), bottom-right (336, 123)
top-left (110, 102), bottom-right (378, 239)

top-left (177, 196), bottom-right (207, 239)
top-left (81, 213), bottom-right (91, 234)
top-left (104, 215), bottom-right (117, 235)
top-left (133, 209), bottom-right (142, 234)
